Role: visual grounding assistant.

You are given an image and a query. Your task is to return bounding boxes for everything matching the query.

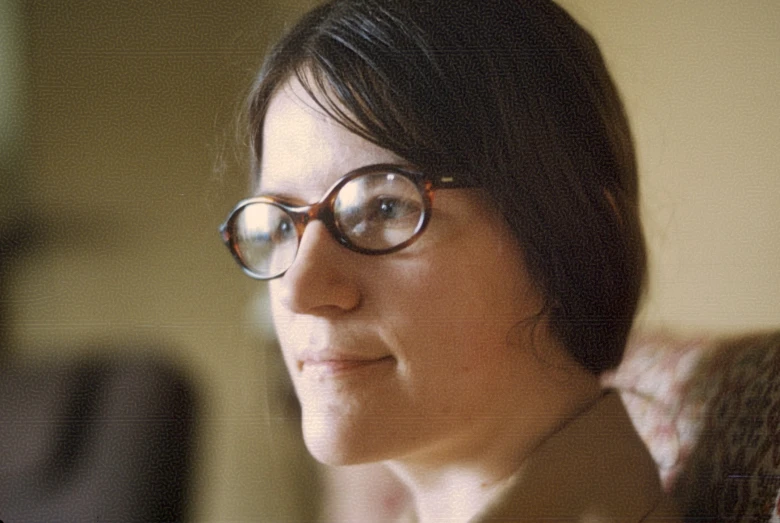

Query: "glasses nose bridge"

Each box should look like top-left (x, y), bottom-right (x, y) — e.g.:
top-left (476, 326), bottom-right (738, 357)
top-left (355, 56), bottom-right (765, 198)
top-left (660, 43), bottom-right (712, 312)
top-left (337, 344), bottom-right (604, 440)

top-left (289, 197), bottom-right (337, 243)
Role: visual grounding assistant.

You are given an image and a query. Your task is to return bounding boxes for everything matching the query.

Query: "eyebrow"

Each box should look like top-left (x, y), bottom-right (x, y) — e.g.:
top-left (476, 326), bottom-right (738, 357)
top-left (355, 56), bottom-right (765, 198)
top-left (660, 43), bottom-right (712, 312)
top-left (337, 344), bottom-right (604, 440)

top-left (256, 161), bottom-right (418, 202)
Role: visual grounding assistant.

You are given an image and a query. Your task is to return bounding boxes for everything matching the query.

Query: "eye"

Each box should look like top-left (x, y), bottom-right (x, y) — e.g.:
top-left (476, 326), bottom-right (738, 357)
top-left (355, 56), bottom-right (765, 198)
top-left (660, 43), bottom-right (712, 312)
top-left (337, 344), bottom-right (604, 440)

top-left (336, 192), bottom-right (422, 236)
top-left (362, 195), bottom-right (420, 227)
top-left (334, 172), bottom-right (426, 251)
top-left (272, 217), bottom-right (295, 242)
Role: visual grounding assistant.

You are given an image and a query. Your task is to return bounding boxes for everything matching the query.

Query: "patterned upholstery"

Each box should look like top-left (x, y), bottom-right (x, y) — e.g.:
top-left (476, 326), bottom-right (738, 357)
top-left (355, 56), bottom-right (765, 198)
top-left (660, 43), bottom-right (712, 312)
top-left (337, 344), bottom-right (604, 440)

top-left (602, 330), bottom-right (780, 522)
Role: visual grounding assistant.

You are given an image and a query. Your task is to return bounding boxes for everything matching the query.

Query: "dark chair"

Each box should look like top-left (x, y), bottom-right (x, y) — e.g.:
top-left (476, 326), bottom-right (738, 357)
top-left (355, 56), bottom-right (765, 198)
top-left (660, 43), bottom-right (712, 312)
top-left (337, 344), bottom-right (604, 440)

top-left (0, 349), bottom-right (198, 522)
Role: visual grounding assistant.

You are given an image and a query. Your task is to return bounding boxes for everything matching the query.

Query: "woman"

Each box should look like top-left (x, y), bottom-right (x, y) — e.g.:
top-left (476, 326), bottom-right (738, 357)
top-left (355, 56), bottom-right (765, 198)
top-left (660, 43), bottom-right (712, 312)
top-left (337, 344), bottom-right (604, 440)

top-left (221, 0), bottom-right (679, 520)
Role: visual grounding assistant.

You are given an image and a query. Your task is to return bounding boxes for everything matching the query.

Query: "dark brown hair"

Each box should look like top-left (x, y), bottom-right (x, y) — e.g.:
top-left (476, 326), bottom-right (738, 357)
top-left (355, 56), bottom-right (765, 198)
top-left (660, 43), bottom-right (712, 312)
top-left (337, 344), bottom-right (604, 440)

top-left (246, 0), bottom-right (646, 374)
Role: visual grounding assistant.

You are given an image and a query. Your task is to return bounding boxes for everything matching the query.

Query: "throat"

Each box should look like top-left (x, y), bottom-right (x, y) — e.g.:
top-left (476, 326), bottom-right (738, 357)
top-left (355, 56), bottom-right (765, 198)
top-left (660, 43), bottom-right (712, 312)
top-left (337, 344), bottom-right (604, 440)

top-left (387, 462), bottom-right (518, 523)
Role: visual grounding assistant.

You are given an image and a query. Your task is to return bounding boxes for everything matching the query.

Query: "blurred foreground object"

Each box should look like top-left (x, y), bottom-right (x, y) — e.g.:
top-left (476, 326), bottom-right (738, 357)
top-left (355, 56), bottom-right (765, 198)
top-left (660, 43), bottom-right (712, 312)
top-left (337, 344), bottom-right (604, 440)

top-left (0, 347), bottom-right (198, 522)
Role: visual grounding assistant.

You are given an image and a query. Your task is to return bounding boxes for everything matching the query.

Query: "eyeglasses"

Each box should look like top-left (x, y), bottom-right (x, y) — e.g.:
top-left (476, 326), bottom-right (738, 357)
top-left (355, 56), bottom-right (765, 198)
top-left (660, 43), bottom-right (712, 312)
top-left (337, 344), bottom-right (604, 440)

top-left (220, 164), bottom-right (474, 280)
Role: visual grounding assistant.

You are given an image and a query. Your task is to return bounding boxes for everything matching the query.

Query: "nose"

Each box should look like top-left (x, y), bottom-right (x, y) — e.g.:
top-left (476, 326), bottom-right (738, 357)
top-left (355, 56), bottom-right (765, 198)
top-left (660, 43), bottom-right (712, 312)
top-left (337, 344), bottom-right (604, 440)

top-left (273, 221), bottom-right (361, 315)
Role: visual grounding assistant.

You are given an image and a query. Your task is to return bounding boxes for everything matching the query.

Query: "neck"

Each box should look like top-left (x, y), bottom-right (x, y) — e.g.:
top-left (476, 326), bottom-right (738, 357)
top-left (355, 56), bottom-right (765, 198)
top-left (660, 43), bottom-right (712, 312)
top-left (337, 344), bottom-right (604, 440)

top-left (388, 462), bottom-right (518, 523)
top-left (387, 363), bottom-right (604, 523)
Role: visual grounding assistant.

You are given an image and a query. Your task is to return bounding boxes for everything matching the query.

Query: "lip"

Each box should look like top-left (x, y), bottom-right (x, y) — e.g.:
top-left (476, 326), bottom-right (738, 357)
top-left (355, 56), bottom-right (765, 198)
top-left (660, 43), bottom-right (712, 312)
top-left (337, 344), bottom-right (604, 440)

top-left (297, 352), bottom-right (395, 376)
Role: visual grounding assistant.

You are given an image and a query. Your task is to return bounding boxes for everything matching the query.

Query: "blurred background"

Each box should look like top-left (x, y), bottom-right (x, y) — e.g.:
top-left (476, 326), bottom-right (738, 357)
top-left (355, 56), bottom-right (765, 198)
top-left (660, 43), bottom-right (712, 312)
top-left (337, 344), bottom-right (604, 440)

top-left (0, 0), bottom-right (777, 521)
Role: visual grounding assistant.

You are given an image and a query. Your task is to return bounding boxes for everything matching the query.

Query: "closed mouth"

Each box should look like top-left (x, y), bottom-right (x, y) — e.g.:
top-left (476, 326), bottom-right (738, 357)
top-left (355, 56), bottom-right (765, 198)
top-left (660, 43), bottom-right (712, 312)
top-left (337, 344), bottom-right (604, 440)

top-left (298, 355), bottom-right (395, 375)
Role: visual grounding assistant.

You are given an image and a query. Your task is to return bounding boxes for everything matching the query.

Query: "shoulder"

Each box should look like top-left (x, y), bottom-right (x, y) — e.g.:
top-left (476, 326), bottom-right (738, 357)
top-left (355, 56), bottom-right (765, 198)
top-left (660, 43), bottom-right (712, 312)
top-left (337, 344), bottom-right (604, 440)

top-left (473, 390), bottom-right (681, 522)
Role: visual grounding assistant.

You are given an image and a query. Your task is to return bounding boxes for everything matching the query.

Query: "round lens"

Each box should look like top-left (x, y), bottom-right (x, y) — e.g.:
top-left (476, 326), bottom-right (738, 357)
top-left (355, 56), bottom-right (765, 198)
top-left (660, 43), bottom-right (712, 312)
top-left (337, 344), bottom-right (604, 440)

top-left (334, 172), bottom-right (425, 251)
top-left (233, 202), bottom-right (298, 278)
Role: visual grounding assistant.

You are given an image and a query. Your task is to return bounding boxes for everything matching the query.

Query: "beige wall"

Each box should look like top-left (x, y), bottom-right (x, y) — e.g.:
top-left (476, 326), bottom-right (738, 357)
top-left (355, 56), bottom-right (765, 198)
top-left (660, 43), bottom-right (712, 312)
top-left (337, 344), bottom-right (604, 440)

top-left (558, 0), bottom-right (780, 334)
top-left (5, 0), bottom-right (779, 521)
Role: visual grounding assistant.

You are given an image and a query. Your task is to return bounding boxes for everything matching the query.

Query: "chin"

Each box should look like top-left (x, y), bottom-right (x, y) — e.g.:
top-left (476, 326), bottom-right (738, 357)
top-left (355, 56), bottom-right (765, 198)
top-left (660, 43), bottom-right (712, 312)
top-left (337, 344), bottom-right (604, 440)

top-left (300, 413), bottom-right (393, 467)
top-left (305, 441), bottom-right (359, 466)
top-left (303, 433), bottom-right (373, 466)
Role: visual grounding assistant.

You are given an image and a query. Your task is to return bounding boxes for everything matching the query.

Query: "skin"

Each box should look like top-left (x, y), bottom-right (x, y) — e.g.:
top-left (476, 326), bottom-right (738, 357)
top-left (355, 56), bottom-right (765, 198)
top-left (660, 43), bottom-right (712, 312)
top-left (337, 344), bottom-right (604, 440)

top-left (260, 77), bottom-right (603, 522)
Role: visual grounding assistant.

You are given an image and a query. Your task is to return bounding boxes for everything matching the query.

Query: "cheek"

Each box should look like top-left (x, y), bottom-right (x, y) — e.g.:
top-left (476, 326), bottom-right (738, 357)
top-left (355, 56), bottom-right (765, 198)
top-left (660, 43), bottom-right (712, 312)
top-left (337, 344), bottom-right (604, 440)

top-left (400, 246), bottom-right (537, 325)
top-left (268, 282), bottom-right (284, 321)
top-left (387, 261), bottom-right (517, 366)
top-left (267, 284), bottom-right (299, 366)
top-left (386, 239), bottom-right (541, 364)
top-left (268, 284), bottom-right (286, 336)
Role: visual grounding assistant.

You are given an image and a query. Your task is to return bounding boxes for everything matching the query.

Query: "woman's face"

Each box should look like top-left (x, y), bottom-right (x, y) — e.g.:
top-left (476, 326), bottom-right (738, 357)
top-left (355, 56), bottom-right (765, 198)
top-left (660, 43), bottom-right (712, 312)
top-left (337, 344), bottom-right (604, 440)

top-left (261, 78), bottom-right (552, 467)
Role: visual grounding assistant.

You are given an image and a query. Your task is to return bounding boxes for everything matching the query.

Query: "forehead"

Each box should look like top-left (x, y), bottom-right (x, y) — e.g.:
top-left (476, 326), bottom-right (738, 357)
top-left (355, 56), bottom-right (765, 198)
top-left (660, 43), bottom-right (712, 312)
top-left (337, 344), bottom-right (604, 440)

top-left (257, 77), bottom-right (404, 201)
